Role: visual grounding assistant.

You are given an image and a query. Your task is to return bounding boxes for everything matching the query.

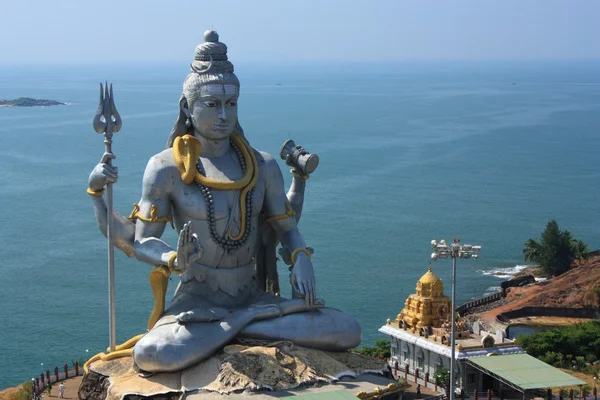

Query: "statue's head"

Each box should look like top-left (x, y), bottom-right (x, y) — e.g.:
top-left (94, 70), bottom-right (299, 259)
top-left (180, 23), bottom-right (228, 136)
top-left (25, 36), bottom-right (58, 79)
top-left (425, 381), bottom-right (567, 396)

top-left (168, 30), bottom-right (244, 147)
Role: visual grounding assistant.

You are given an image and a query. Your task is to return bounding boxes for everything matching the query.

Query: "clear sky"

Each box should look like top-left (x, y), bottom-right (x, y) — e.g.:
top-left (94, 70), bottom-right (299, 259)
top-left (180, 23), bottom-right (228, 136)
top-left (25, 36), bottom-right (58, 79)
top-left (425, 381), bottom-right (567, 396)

top-left (1, 0), bottom-right (599, 64)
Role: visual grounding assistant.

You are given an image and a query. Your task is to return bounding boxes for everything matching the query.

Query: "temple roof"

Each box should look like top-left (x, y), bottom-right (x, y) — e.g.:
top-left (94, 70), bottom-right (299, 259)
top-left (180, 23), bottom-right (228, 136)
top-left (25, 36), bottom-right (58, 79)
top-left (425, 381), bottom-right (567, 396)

top-left (396, 265), bottom-right (451, 330)
top-left (417, 266), bottom-right (443, 288)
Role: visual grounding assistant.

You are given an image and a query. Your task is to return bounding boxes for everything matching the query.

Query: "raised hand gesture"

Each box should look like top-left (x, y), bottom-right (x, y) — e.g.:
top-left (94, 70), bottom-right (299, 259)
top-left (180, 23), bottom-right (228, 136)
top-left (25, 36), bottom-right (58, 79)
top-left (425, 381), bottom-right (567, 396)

top-left (176, 221), bottom-right (203, 271)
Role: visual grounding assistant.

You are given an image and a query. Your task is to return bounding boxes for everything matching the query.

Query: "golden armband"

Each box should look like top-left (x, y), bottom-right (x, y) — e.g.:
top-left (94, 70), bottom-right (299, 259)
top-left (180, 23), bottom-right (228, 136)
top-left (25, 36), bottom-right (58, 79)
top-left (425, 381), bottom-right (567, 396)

top-left (128, 203), bottom-right (171, 223)
top-left (264, 201), bottom-right (296, 223)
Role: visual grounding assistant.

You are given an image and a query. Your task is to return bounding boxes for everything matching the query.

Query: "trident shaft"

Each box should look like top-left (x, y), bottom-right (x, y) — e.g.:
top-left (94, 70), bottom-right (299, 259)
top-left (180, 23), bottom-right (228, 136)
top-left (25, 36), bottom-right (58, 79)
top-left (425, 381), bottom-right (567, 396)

top-left (93, 82), bottom-right (122, 352)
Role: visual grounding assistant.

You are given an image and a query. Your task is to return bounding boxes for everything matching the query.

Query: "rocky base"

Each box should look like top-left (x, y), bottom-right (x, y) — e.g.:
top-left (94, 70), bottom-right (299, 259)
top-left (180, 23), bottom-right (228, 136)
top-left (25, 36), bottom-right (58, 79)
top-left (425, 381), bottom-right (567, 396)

top-left (78, 343), bottom-right (389, 400)
top-left (79, 371), bottom-right (111, 400)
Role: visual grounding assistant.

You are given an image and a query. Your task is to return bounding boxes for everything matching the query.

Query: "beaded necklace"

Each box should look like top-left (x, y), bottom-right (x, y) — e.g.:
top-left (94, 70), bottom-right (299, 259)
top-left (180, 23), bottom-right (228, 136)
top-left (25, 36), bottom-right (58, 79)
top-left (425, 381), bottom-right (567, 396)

top-left (196, 139), bottom-right (254, 252)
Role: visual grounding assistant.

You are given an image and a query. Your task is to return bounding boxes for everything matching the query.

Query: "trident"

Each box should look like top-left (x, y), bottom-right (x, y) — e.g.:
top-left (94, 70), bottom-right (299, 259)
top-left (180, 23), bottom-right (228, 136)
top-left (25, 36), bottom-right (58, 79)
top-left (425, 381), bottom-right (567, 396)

top-left (93, 82), bottom-right (122, 352)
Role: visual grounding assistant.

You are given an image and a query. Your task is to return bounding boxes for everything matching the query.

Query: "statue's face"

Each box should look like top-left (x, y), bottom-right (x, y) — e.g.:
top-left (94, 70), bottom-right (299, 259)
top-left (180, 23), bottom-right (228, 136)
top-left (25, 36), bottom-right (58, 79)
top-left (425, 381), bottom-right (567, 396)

top-left (191, 84), bottom-right (238, 140)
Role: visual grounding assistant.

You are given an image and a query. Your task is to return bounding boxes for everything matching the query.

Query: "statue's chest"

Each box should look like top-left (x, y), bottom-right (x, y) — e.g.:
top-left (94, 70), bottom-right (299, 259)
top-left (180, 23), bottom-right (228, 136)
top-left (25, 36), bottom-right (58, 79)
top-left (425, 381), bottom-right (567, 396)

top-left (173, 176), bottom-right (265, 221)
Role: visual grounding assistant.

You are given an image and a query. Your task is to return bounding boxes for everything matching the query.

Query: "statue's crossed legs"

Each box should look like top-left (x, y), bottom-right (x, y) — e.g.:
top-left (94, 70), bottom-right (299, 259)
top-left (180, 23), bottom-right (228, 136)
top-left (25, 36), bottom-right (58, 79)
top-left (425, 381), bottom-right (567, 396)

top-left (133, 288), bottom-right (361, 373)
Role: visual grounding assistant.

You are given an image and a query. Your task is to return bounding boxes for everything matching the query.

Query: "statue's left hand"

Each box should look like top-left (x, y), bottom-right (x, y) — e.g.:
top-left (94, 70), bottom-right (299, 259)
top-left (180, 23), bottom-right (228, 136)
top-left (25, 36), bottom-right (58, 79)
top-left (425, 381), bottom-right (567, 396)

top-left (290, 253), bottom-right (316, 306)
top-left (88, 152), bottom-right (118, 191)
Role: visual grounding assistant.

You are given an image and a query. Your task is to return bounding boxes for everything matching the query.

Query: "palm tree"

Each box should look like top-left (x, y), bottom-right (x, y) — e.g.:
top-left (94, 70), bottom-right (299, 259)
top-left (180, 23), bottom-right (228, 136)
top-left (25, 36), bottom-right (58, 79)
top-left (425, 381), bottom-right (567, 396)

top-left (523, 238), bottom-right (541, 263)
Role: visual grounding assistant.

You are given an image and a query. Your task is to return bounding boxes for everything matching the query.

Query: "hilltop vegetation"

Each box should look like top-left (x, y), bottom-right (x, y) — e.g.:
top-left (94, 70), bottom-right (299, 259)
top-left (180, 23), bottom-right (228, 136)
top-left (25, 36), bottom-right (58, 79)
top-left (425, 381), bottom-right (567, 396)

top-left (0, 97), bottom-right (65, 107)
top-left (517, 321), bottom-right (600, 375)
top-left (523, 220), bottom-right (589, 277)
top-left (354, 339), bottom-right (391, 359)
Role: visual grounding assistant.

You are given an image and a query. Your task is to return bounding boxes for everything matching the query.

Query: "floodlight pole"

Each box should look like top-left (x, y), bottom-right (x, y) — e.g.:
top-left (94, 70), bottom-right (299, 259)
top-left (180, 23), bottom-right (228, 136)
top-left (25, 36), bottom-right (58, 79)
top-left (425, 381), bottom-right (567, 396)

top-left (450, 249), bottom-right (458, 400)
top-left (431, 239), bottom-right (482, 400)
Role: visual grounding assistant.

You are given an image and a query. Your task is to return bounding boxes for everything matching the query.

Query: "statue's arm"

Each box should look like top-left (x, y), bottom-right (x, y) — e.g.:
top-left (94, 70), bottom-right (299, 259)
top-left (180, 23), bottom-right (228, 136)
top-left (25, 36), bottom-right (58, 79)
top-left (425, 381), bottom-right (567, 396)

top-left (261, 152), bottom-right (308, 254)
top-left (286, 175), bottom-right (306, 223)
top-left (87, 153), bottom-right (136, 257)
top-left (132, 154), bottom-right (177, 267)
top-left (262, 152), bottom-right (316, 303)
top-left (89, 195), bottom-right (136, 258)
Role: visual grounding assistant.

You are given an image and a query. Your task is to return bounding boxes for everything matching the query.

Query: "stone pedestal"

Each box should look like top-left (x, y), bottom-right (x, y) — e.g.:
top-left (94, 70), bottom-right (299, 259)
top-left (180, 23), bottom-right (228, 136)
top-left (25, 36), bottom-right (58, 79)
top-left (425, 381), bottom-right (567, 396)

top-left (78, 343), bottom-right (391, 400)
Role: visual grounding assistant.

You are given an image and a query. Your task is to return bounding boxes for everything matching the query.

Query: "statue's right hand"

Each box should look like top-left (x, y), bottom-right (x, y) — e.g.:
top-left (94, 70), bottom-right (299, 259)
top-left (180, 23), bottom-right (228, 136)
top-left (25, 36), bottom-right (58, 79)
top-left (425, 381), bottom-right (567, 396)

top-left (176, 222), bottom-right (204, 271)
top-left (88, 152), bottom-right (118, 191)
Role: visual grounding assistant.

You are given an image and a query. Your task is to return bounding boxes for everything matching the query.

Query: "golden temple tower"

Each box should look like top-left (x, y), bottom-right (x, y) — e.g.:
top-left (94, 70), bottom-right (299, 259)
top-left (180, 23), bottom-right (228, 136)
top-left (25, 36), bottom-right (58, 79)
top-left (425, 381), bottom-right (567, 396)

top-left (396, 266), bottom-right (451, 331)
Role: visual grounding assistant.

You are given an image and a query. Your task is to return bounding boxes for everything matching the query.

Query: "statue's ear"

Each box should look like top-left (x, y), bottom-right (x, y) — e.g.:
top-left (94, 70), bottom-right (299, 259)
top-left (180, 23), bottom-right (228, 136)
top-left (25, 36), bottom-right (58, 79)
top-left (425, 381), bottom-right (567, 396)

top-left (180, 96), bottom-right (191, 119)
top-left (167, 94), bottom-right (192, 147)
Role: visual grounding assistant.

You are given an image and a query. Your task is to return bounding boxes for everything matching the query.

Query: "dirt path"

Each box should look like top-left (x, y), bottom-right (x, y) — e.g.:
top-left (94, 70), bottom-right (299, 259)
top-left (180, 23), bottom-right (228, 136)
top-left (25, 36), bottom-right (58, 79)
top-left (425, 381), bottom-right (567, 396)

top-left (41, 376), bottom-right (83, 400)
top-left (508, 316), bottom-right (595, 326)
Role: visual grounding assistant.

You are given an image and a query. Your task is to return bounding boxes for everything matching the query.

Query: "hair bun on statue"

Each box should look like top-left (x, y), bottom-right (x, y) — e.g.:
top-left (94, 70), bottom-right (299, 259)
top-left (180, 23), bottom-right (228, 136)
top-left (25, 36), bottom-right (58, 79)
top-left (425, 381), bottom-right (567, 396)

top-left (190, 30), bottom-right (239, 79)
top-left (191, 30), bottom-right (235, 75)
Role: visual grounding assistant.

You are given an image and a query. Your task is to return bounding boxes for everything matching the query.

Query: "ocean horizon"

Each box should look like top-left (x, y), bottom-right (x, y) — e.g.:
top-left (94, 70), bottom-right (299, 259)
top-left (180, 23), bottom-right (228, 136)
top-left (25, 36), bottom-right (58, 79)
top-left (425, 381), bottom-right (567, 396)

top-left (0, 60), bottom-right (599, 389)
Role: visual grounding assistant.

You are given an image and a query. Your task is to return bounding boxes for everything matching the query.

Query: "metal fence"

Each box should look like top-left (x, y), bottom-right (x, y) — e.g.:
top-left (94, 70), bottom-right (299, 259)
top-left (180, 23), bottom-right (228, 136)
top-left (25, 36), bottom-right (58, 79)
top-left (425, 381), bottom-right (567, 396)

top-left (31, 362), bottom-right (84, 395)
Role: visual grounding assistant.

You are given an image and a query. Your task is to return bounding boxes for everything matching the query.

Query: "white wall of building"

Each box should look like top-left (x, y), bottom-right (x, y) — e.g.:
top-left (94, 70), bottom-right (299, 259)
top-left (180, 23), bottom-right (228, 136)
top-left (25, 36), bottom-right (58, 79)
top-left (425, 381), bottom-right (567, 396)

top-left (391, 336), bottom-right (449, 377)
top-left (390, 336), bottom-right (483, 391)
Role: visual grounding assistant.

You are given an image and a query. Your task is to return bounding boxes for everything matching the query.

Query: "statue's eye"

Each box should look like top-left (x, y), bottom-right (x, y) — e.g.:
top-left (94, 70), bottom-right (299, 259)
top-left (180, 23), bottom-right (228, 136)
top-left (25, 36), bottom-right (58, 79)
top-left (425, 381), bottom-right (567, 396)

top-left (204, 101), bottom-right (217, 108)
top-left (227, 101), bottom-right (237, 107)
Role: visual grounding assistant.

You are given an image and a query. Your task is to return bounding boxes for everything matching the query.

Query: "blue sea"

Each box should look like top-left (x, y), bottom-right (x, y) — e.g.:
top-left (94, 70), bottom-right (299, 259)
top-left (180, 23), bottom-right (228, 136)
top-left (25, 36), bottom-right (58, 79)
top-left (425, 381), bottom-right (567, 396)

top-left (1, 61), bottom-right (599, 389)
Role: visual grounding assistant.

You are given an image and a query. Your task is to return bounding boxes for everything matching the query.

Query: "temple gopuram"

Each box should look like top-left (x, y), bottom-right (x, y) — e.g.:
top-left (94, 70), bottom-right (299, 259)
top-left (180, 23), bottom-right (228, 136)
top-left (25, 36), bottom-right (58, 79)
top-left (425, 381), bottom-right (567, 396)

top-left (379, 267), bottom-right (584, 399)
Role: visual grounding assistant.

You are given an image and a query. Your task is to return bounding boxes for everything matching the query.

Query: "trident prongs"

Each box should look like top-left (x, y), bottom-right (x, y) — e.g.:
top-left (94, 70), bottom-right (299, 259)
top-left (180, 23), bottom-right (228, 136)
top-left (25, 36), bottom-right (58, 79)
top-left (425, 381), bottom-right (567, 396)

top-left (93, 82), bottom-right (122, 137)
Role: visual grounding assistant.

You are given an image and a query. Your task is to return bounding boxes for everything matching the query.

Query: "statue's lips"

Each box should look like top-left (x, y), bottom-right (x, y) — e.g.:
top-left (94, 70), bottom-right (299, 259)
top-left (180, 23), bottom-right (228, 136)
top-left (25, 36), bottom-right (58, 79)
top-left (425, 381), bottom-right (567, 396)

top-left (213, 124), bottom-right (229, 131)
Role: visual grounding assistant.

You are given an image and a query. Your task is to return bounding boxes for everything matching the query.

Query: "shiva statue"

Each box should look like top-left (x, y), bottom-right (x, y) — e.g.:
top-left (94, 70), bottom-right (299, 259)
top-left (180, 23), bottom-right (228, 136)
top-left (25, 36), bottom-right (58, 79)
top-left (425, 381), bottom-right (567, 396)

top-left (87, 30), bottom-right (361, 373)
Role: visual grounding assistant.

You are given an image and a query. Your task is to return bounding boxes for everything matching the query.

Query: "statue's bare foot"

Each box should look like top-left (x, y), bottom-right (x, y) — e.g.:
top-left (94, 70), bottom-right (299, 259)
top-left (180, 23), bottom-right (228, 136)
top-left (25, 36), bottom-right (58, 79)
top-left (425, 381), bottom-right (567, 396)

top-left (250, 298), bottom-right (324, 322)
top-left (133, 361), bottom-right (155, 378)
top-left (279, 297), bottom-right (324, 315)
top-left (176, 307), bottom-right (230, 324)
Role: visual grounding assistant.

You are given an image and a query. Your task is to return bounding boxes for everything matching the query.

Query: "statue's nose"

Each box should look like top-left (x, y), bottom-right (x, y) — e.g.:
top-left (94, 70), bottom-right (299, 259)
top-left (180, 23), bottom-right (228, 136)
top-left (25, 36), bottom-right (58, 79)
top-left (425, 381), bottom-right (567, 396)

top-left (218, 103), bottom-right (227, 120)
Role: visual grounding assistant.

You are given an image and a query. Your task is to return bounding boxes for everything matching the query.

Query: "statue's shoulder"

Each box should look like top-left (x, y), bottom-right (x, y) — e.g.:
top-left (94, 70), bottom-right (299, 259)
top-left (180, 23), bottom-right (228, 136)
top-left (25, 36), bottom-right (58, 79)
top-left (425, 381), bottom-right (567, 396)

top-left (254, 149), bottom-right (277, 167)
top-left (254, 149), bottom-right (281, 177)
top-left (143, 148), bottom-right (178, 180)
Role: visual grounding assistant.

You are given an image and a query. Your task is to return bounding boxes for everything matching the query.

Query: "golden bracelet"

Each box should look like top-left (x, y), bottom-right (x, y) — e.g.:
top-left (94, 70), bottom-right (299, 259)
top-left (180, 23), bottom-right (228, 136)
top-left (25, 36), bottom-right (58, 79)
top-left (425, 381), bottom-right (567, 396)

top-left (290, 168), bottom-right (310, 180)
top-left (167, 252), bottom-right (178, 270)
top-left (87, 187), bottom-right (105, 197)
top-left (290, 248), bottom-right (312, 264)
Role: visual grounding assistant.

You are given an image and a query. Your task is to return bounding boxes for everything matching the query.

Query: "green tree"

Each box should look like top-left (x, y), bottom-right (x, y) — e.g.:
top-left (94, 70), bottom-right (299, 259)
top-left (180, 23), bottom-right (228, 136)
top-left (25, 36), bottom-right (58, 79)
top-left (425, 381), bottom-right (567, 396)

top-left (355, 339), bottom-right (391, 359)
top-left (572, 240), bottom-right (590, 266)
top-left (522, 220), bottom-right (588, 276)
top-left (434, 367), bottom-right (450, 391)
top-left (523, 238), bottom-right (541, 263)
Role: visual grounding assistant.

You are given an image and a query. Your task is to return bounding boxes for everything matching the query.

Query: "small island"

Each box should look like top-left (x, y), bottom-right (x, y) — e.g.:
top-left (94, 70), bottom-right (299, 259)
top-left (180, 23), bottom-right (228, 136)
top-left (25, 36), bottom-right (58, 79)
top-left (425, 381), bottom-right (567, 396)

top-left (0, 97), bottom-right (65, 107)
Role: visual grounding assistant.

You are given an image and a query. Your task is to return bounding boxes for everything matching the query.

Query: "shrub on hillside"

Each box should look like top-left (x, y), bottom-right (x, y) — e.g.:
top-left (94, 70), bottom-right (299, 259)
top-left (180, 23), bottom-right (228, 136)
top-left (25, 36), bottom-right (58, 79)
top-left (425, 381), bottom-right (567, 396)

top-left (9, 381), bottom-right (33, 400)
